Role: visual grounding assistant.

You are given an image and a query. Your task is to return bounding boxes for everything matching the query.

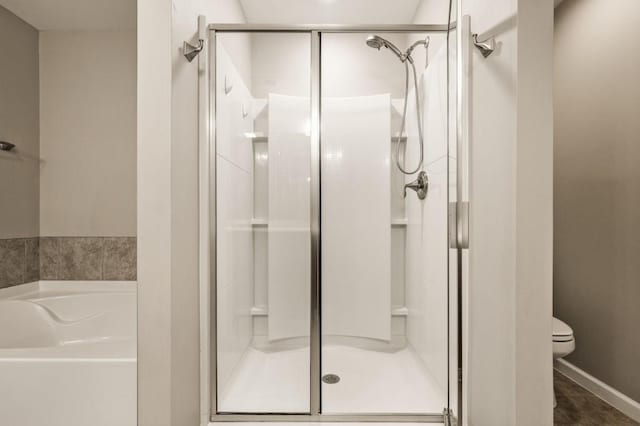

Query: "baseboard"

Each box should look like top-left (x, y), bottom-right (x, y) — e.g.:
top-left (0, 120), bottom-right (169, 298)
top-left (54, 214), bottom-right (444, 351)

top-left (555, 358), bottom-right (640, 422)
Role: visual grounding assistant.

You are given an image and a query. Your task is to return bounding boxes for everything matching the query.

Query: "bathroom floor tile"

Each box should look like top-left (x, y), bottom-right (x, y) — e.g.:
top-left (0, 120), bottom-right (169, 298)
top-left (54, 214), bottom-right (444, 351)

top-left (554, 371), bottom-right (639, 425)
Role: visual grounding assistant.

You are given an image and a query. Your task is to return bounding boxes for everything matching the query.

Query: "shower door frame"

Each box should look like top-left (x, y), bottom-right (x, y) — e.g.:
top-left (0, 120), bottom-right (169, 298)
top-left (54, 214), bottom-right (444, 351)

top-left (202, 22), bottom-right (460, 424)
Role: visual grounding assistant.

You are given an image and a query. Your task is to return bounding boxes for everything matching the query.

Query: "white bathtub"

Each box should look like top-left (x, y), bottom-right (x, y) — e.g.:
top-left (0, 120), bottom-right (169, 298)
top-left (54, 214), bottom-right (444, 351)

top-left (0, 281), bottom-right (136, 426)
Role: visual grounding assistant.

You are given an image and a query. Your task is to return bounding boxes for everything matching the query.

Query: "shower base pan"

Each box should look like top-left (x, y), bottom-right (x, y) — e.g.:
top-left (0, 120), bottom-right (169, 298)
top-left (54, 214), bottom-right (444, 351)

top-left (218, 342), bottom-right (446, 414)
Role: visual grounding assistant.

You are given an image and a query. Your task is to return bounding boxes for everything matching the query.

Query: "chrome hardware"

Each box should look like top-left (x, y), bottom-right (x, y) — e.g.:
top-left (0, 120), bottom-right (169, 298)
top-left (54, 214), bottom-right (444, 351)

top-left (443, 408), bottom-right (457, 426)
top-left (183, 39), bottom-right (204, 62)
top-left (404, 171), bottom-right (428, 200)
top-left (406, 36), bottom-right (430, 60)
top-left (0, 141), bottom-right (16, 151)
top-left (472, 34), bottom-right (496, 58)
top-left (322, 374), bottom-right (340, 384)
top-left (449, 202), bottom-right (469, 249)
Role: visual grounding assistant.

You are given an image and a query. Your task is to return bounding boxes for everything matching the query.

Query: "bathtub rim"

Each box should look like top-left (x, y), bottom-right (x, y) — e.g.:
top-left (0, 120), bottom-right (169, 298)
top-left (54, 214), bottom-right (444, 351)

top-left (0, 280), bottom-right (136, 360)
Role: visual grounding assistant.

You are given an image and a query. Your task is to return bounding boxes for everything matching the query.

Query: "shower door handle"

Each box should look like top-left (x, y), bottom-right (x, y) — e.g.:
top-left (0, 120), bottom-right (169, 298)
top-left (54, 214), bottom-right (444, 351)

top-left (449, 201), bottom-right (469, 249)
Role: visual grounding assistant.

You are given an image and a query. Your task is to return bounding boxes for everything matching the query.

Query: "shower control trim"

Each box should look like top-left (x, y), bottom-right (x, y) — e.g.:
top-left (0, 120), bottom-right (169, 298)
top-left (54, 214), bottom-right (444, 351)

top-left (404, 171), bottom-right (428, 200)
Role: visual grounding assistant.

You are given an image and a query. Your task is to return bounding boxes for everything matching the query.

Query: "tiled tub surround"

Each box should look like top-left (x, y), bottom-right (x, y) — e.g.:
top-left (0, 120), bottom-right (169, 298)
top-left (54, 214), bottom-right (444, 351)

top-left (0, 238), bottom-right (39, 288)
top-left (0, 237), bottom-right (136, 288)
top-left (41, 237), bottom-right (136, 281)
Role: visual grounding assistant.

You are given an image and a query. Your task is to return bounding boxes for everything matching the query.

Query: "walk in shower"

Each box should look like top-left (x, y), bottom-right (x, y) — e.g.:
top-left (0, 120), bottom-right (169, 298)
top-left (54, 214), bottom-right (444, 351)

top-left (203, 17), bottom-right (463, 423)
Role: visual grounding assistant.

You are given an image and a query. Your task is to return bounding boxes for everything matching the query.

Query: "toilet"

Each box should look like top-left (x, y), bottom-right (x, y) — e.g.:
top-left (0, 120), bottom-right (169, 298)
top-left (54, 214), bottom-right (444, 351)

top-left (553, 317), bottom-right (575, 407)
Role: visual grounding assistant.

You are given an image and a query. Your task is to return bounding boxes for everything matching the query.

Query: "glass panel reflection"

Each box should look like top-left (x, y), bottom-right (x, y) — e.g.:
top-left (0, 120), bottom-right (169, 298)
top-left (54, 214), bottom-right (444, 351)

top-left (215, 32), bottom-right (311, 413)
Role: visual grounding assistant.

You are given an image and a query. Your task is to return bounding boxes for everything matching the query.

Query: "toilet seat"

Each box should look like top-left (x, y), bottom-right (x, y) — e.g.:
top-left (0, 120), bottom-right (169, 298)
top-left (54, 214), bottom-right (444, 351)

top-left (553, 317), bottom-right (574, 342)
top-left (552, 317), bottom-right (575, 408)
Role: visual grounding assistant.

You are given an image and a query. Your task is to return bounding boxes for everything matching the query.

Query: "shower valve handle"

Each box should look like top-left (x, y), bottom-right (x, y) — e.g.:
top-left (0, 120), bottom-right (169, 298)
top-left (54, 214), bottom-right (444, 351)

top-left (404, 171), bottom-right (428, 200)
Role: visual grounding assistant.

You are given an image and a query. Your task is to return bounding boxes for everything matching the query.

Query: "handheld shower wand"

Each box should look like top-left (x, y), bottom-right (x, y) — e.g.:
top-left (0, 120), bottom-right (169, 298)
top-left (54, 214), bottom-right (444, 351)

top-left (366, 35), bottom-right (429, 175)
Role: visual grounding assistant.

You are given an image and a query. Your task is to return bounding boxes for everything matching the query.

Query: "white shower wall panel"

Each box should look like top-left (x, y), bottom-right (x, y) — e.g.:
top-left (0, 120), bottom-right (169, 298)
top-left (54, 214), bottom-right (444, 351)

top-left (216, 42), bottom-right (254, 172)
top-left (321, 95), bottom-right (392, 341)
top-left (405, 156), bottom-right (448, 393)
top-left (406, 45), bottom-right (449, 167)
top-left (216, 157), bottom-right (254, 391)
top-left (267, 94), bottom-right (311, 341)
top-left (405, 44), bottom-right (449, 393)
top-left (215, 41), bottom-right (255, 391)
top-left (391, 227), bottom-right (407, 307)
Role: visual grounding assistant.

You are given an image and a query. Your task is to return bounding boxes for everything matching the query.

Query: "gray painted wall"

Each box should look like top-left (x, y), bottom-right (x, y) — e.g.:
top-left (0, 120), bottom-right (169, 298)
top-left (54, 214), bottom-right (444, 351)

top-left (0, 6), bottom-right (39, 239)
top-left (39, 30), bottom-right (137, 237)
top-left (554, 0), bottom-right (640, 402)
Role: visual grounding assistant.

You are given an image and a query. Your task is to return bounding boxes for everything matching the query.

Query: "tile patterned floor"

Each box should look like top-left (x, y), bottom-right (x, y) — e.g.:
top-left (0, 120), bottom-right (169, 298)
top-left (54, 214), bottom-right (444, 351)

top-left (554, 371), bottom-right (639, 425)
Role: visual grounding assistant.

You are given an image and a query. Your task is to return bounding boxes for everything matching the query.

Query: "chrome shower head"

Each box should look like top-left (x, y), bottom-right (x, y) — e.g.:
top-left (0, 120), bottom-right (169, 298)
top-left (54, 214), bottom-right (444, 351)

top-left (366, 34), bottom-right (405, 62)
top-left (365, 34), bottom-right (384, 49)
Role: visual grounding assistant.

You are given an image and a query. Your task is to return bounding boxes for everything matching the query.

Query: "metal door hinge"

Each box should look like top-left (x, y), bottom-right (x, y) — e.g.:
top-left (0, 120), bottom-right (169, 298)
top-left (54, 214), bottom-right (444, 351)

top-left (443, 408), bottom-right (457, 426)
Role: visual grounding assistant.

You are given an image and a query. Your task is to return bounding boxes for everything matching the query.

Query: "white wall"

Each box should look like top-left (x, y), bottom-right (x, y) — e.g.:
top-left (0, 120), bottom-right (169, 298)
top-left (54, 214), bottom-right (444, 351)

top-left (514, 1), bottom-right (554, 423)
top-left (410, 0), bottom-right (450, 65)
top-left (405, 43), bottom-right (449, 398)
top-left (250, 33), bottom-right (309, 98)
top-left (39, 30), bottom-right (137, 237)
top-left (464, 2), bottom-right (518, 423)
top-left (322, 33), bottom-right (407, 98)
top-left (137, 1), bottom-right (172, 425)
top-left (138, 0), bottom-right (248, 425)
top-left (413, 0), bottom-right (451, 24)
top-left (0, 6), bottom-right (39, 239)
top-left (461, 0), bottom-right (554, 424)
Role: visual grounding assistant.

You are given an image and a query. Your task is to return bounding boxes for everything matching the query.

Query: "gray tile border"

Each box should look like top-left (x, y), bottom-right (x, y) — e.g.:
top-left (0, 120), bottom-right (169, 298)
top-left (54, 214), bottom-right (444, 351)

top-left (58, 237), bottom-right (105, 281)
top-left (40, 237), bottom-right (60, 280)
top-left (0, 239), bottom-right (26, 288)
top-left (103, 237), bottom-right (137, 281)
top-left (24, 237), bottom-right (40, 282)
top-left (1, 236), bottom-right (137, 286)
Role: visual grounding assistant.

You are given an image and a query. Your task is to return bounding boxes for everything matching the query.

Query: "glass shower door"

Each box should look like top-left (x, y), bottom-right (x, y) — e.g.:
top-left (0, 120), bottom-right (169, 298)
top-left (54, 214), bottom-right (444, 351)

top-left (210, 26), bottom-right (458, 421)
top-left (319, 32), bottom-right (451, 415)
top-left (213, 31), bottom-right (312, 414)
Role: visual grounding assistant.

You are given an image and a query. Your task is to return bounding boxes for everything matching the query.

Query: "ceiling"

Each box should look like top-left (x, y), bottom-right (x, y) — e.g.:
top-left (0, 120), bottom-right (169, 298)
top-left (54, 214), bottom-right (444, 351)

top-left (0, 0), bottom-right (135, 31)
top-left (0, 0), bottom-right (563, 33)
top-left (239, 0), bottom-right (424, 24)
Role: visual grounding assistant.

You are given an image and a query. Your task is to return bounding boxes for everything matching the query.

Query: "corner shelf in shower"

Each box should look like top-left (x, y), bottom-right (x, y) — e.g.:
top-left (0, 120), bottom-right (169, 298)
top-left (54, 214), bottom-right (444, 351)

top-left (251, 306), bottom-right (268, 316)
top-left (254, 218), bottom-right (405, 227)
top-left (250, 306), bottom-right (409, 317)
top-left (247, 135), bottom-right (405, 144)
top-left (248, 135), bottom-right (268, 143)
top-left (391, 307), bottom-right (409, 316)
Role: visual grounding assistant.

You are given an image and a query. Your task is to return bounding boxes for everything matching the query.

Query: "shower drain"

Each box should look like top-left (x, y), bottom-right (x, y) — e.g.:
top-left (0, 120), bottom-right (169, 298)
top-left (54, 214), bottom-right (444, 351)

top-left (322, 374), bottom-right (341, 384)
